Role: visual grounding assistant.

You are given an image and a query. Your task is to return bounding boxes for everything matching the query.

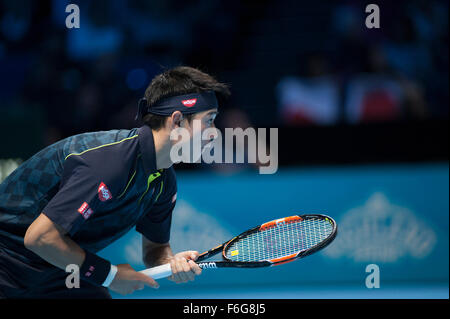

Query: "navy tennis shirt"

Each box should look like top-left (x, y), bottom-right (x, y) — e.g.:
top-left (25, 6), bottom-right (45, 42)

top-left (0, 125), bottom-right (177, 266)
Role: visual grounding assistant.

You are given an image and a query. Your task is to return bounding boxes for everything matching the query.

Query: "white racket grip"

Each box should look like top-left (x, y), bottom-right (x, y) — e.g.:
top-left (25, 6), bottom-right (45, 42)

top-left (140, 263), bottom-right (172, 280)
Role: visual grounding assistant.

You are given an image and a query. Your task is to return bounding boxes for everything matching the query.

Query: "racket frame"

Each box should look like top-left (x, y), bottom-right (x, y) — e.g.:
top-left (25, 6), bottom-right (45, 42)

top-left (195, 214), bottom-right (337, 269)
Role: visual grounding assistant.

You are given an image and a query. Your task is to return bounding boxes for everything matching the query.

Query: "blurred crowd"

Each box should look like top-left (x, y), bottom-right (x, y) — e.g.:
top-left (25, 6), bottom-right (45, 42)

top-left (0, 0), bottom-right (247, 146)
top-left (0, 0), bottom-right (448, 149)
top-left (276, 0), bottom-right (448, 125)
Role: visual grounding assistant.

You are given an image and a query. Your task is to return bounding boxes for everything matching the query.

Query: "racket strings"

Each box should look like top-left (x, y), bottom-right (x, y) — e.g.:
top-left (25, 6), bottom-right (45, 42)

top-left (225, 218), bottom-right (334, 262)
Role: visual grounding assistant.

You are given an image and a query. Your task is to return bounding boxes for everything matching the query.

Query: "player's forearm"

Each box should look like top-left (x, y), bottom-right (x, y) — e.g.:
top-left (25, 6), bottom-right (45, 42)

top-left (143, 243), bottom-right (174, 268)
top-left (26, 232), bottom-right (85, 270)
top-left (24, 213), bottom-right (86, 270)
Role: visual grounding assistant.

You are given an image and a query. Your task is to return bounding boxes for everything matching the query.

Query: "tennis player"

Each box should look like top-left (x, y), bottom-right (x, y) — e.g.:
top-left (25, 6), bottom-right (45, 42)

top-left (0, 66), bottom-right (230, 298)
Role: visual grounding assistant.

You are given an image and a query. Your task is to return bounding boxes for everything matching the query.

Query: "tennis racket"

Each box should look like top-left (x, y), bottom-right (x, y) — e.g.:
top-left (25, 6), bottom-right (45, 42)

top-left (140, 214), bottom-right (337, 280)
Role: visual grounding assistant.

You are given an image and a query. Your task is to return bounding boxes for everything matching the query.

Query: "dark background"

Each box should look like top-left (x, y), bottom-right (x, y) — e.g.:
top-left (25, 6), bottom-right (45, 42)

top-left (0, 0), bottom-right (448, 168)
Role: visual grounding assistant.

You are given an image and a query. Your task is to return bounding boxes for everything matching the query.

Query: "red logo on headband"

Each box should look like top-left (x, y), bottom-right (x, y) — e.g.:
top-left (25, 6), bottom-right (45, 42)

top-left (182, 98), bottom-right (197, 107)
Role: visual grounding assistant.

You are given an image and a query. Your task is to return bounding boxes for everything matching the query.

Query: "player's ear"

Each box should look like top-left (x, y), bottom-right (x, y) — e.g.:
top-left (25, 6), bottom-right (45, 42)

top-left (169, 111), bottom-right (184, 129)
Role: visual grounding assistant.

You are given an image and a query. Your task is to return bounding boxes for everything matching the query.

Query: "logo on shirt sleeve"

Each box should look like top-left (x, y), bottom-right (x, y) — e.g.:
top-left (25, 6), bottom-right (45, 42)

top-left (98, 182), bottom-right (112, 202)
top-left (171, 192), bottom-right (177, 203)
top-left (78, 202), bottom-right (94, 220)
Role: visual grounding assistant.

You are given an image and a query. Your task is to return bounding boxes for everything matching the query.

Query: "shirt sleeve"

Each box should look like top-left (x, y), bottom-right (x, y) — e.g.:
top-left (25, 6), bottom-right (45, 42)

top-left (42, 155), bottom-right (108, 236)
top-left (136, 168), bottom-right (177, 244)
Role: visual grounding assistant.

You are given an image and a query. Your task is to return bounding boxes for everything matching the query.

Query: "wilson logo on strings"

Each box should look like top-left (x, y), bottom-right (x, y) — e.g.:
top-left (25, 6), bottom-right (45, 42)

top-left (198, 262), bottom-right (217, 269)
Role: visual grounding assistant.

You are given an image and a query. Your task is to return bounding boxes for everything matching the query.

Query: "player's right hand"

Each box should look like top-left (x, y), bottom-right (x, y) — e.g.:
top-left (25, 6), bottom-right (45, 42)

top-left (109, 263), bottom-right (159, 295)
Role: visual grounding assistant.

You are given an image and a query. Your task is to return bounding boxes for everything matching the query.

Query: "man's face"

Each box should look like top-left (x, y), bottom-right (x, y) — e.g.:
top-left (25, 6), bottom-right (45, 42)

top-left (169, 108), bottom-right (219, 163)
top-left (186, 108), bottom-right (219, 149)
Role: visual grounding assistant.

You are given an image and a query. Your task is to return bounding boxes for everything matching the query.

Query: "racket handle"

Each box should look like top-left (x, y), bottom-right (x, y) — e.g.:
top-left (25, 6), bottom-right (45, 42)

top-left (140, 263), bottom-right (172, 279)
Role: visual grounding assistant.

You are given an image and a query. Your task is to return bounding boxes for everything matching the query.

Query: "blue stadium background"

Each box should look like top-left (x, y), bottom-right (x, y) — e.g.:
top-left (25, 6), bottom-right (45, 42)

top-left (98, 163), bottom-right (448, 299)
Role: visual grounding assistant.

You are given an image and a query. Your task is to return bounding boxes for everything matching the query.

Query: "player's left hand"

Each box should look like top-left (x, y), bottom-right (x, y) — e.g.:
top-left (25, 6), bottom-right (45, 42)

top-left (168, 251), bottom-right (202, 284)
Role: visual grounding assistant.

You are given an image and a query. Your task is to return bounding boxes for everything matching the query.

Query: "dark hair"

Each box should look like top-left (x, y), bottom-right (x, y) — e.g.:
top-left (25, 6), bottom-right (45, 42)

top-left (142, 66), bottom-right (231, 130)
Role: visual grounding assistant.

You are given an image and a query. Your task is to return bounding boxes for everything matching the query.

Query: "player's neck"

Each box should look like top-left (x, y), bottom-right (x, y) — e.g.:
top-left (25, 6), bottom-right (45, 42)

top-left (151, 128), bottom-right (174, 170)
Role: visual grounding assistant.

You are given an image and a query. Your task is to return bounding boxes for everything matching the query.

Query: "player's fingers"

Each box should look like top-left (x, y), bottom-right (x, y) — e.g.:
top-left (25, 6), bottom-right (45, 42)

top-left (181, 258), bottom-right (191, 273)
top-left (185, 258), bottom-right (200, 281)
top-left (188, 259), bottom-right (202, 276)
top-left (169, 258), bottom-right (185, 283)
top-left (177, 258), bottom-right (191, 282)
top-left (177, 250), bottom-right (199, 261)
top-left (183, 261), bottom-right (196, 282)
top-left (136, 272), bottom-right (160, 289)
top-left (187, 251), bottom-right (200, 261)
top-left (134, 282), bottom-right (145, 291)
top-left (173, 257), bottom-right (191, 283)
